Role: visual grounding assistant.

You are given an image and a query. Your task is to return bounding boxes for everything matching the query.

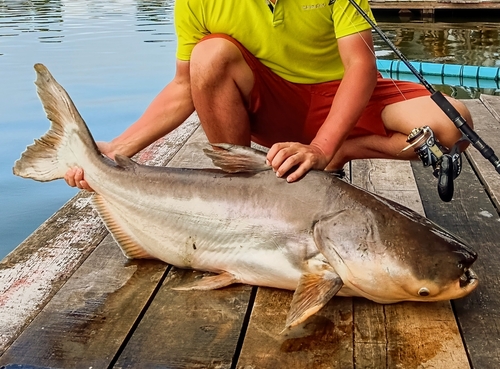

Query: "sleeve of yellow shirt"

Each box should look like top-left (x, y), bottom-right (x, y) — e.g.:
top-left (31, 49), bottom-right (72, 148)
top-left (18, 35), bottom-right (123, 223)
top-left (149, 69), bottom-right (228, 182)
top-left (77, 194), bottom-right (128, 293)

top-left (174, 0), bottom-right (209, 61)
top-left (333, 0), bottom-right (375, 39)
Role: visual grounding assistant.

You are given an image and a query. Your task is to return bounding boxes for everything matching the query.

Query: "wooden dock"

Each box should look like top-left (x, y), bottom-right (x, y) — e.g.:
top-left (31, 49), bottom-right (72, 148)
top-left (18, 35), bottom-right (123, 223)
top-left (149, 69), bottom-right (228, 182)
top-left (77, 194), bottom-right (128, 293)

top-left (1, 95), bottom-right (500, 368)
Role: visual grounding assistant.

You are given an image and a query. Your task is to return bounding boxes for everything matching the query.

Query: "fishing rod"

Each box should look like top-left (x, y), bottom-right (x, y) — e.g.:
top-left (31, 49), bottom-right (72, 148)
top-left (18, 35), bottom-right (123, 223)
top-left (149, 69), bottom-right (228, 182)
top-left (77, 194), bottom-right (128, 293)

top-left (347, 0), bottom-right (500, 201)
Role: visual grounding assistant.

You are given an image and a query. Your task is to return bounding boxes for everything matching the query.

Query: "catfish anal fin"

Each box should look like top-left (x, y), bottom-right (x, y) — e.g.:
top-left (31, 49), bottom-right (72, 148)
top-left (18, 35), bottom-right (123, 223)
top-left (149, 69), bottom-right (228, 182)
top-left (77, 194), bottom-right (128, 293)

top-left (92, 194), bottom-right (153, 259)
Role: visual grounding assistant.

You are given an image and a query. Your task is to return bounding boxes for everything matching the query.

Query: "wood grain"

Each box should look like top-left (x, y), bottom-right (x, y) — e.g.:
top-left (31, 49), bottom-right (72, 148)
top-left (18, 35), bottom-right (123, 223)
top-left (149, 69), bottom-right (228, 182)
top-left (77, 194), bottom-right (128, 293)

top-left (463, 98), bottom-right (500, 211)
top-left (412, 156), bottom-right (500, 369)
top-left (0, 236), bottom-right (167, 368)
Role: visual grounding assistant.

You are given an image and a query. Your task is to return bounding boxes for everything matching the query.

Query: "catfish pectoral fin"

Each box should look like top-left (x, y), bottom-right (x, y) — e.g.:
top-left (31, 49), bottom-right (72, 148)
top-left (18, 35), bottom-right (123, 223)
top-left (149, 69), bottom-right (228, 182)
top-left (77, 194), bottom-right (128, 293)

top-left (284, 268), bottom-right (343, 331)
top-left (173, 271), bottom-right (239, 291)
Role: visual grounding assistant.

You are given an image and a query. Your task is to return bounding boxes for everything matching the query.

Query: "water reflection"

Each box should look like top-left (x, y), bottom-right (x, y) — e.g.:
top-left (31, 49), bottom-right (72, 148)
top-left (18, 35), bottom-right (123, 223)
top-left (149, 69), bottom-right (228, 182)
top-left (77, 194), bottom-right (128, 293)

top-left (0, 0), bottom-right (175, 47)
top-left (0, 0), bottom-right (63, 43)
top-left (136, 0), bottom-right (175, 44)
top-left (377, 22), bottom-right (500, 67)
top-left (374, 19), bottom-right (500, 97)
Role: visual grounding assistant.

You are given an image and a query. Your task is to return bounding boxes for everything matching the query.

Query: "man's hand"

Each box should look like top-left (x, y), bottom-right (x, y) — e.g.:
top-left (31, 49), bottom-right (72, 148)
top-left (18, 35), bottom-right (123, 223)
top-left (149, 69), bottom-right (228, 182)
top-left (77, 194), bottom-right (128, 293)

top-left (266, 142), bottom-right (330, 183)
top-left (64, 141), bottom-right (113, 191)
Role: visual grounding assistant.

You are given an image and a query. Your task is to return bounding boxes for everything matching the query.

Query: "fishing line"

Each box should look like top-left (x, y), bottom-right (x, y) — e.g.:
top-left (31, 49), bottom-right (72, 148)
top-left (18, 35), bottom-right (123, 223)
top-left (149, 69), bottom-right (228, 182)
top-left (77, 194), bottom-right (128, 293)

top-left (345, 0), bottom-right (500, 175)
top-left (339, 0), bottom-right (409, 102)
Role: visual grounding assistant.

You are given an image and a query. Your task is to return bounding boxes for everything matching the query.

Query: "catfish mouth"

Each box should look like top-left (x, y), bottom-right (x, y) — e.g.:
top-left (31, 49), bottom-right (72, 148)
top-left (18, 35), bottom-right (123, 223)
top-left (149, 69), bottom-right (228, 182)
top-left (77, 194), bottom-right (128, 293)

top-left (460, 268), bottom-right (478, 289)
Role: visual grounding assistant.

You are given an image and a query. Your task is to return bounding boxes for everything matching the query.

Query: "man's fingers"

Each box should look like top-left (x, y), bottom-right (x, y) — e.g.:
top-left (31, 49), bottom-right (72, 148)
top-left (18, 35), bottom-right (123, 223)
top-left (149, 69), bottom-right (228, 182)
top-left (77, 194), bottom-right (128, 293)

top-left (79, 180), bottom-right (94, 192)
top-left (286, 162), bottom-right (311, 183)
top-left (266, 142), bottom-right (291, 169)
top-left (64, 167), bottom-right (94, 191)
top-left (64, 167), bottom-right (78, 187)
top-left (266, 142), bottom-right (328, 183)
top-left (274, 152), bottom-right (302, 178)
top-left (268, 143), bottom-right (298, 172)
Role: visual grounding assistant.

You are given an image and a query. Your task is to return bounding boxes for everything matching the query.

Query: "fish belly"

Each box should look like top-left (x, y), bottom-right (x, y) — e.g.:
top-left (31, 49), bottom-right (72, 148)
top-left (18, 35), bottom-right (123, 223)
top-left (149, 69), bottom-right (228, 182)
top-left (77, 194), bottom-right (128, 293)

top-left (99, 192), bottom-right (316, 291)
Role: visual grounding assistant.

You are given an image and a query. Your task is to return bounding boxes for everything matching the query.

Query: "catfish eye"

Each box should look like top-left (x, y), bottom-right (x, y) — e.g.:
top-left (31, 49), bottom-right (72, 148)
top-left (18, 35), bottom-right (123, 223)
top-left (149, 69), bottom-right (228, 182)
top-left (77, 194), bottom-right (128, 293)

top-left (418, 287), bottom-right (430, 297)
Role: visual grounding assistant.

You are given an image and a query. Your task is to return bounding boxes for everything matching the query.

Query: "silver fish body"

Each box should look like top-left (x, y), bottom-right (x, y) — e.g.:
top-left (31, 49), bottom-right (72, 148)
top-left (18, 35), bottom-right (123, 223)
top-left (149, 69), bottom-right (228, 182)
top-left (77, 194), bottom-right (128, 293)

top-left (13, 64), bottom-right (478, 329)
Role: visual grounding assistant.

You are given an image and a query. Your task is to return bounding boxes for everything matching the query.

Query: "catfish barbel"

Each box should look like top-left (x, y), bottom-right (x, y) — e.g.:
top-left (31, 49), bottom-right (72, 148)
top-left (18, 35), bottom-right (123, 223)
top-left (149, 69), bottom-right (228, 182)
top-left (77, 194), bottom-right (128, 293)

top-left (14, 64), bottom-right (478, 330)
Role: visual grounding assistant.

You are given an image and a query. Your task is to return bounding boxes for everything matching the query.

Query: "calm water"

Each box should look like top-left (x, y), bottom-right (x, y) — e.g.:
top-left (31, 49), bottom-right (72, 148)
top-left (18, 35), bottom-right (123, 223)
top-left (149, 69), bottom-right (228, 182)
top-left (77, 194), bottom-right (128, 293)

top-left (1, 2), bottom-right (500, 260)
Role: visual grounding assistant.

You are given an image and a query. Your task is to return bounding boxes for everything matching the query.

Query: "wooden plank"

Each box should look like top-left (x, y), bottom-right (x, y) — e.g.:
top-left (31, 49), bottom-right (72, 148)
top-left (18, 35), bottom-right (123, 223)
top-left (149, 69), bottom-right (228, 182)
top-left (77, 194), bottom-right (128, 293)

top-left (352, 159), bottom-right (469, 369)
top-left (115, 269), bottom-right (253, 369)
top-left (236, 289), bottom-right (354, 369)
top-left (411, 157), bottom-right (500, 368)
top-left (352, 159), bottom-right (425, 211)
top-left (0, 236), bottom-right (167, 368)
top-left (0, 114), bottom-right (199, 356)
top-left (114, 126), bottom-right (255, 368)
top-left (481, 94), bottom-right (500, 123)
top-left (462, 98), bottom-right (500, 211)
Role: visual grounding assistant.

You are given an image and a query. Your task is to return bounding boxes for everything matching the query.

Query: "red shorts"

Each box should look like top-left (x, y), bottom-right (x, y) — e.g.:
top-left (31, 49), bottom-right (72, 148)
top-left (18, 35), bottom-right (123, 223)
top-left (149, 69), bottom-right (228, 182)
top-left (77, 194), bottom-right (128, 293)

top-left (201, 34), bottom-right (430, 148)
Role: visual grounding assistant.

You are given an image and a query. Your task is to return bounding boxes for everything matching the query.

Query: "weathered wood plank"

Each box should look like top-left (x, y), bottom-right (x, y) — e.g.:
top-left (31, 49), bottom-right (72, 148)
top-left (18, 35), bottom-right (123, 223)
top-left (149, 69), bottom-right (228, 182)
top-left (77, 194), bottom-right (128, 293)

top-left (480, 94), bottom-right (500, 123)
top-left (114, 126), bottom-right (255, 368)
top-left (412, 157), bottom-right (500, 368)
top-left (0, 114), bottom-right (199, 356)
top-left (0, 236), bottom-right (167, 368)
top-left (115, 269), bottom-right (253, 369)
top-left (352, 159), bottom-right (469, 369)
top-left (237, 289), bottom-right (354, 369)
top-left (384, 301), bottom-right (469, 369)
top-left (352, 159), bottom-right (425, 211)
top-left (462, 98), bottom-right (500, 211)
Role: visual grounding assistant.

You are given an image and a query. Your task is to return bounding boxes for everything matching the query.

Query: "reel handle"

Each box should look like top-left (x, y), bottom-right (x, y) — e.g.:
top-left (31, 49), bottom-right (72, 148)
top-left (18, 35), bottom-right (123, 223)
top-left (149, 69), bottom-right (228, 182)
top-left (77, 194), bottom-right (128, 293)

top-left (437, 155), bottom-right (454, 202)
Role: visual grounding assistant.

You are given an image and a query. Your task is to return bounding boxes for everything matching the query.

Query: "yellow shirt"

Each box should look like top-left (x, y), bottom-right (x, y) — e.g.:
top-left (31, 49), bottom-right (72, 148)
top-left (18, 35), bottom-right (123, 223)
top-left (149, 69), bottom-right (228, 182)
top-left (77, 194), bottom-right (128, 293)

top-left (174, 0), bottom-right (375, 84)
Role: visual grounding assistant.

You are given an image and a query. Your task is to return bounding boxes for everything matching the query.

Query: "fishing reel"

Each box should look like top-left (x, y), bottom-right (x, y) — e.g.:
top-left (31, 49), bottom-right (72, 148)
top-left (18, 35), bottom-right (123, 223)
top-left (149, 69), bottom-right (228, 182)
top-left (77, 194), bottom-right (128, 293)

top-left (403, 126), bottom-right (463, 202)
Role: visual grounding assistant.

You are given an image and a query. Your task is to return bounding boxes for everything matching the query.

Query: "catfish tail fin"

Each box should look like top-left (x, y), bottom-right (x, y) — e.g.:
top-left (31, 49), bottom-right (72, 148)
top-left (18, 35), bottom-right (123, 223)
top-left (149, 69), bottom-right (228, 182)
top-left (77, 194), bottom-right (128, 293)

top-left (13, 63), bottom-right (100, 182)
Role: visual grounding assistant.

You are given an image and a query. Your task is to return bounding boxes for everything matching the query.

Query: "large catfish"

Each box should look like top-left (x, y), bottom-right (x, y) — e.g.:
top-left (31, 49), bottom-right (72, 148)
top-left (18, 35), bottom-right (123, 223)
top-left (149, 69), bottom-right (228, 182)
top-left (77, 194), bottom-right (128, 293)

top-left (14, 64), bottom-right (478, 329)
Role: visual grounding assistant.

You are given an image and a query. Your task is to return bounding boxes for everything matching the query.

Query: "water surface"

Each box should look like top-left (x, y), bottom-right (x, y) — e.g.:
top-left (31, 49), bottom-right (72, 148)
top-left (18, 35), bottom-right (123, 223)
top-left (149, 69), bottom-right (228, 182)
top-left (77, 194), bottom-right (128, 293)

top-left (1, 0), bottom-right (176, 259)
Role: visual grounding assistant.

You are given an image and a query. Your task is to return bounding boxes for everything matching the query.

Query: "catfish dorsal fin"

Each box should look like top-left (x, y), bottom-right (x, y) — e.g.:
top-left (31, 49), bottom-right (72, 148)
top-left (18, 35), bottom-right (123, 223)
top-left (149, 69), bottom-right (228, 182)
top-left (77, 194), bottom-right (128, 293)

top-left (203, 144), bottom-right (271, 173)
top-left (114, 154), bottom-right (137, 169)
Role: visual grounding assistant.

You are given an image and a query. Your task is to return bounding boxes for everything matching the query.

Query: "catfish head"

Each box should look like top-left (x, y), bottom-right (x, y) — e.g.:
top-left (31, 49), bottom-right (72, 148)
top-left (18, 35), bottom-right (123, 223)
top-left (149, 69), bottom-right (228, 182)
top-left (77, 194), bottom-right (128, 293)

top-left (314, 196), bottom-right (478, 304)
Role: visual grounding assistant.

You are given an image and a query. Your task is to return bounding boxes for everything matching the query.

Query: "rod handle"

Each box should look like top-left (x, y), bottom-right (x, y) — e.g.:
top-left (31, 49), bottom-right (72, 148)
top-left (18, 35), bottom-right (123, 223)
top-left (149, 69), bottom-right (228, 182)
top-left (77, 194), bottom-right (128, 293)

top-left (431, 91), bottom-right (500, 174)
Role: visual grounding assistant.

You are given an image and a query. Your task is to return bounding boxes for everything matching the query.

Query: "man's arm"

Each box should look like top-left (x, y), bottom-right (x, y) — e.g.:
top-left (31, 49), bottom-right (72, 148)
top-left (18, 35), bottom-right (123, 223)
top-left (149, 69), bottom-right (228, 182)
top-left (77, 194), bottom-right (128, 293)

top-left (266, 29), bottom-right (378, 182)
top-left (65, 59), bottom-right (195, 190)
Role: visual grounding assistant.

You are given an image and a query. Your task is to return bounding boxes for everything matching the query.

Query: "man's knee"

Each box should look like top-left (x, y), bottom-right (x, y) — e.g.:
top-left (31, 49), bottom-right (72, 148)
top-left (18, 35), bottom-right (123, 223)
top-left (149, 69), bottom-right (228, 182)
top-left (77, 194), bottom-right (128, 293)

top-left (191, 38), bottom-right (245, 77)
top-left (190, 37), bottom-right (254, 96)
